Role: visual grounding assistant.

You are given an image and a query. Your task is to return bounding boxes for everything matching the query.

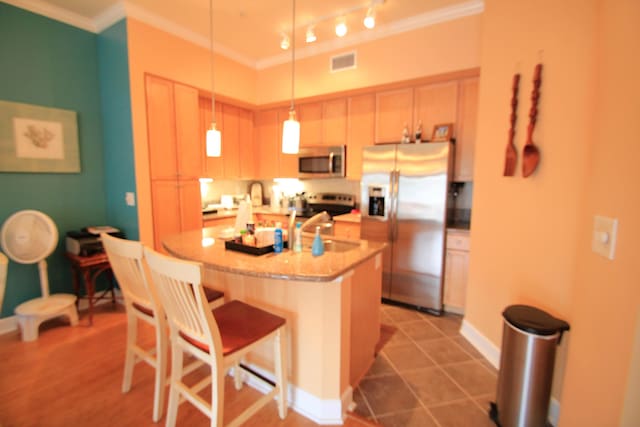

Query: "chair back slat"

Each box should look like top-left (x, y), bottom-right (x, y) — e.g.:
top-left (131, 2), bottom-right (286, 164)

top-left (143, 247), bottom-right (223, 353)
top-left (102, 234), bottom-right (157, 312)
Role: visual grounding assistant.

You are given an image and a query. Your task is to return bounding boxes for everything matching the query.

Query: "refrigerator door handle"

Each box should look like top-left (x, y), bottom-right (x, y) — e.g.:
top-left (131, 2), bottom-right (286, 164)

top-left (392, 170), bottom-right (400, 242)
top-left (389, 170), bottom-right (396, 242)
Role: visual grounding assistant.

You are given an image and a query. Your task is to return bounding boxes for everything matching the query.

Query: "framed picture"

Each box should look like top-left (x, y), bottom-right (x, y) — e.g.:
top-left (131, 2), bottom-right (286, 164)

top-left (431, 123), bottom-right (454, 142)
top-left (0, 100), bottom-right (80, 173)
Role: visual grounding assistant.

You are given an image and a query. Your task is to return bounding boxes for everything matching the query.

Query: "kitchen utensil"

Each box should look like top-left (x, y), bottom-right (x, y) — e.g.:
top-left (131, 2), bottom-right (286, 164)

top-left (503, 73), bottom-right (520, 176)
top-left (523, 64), bottom-right (542, 177)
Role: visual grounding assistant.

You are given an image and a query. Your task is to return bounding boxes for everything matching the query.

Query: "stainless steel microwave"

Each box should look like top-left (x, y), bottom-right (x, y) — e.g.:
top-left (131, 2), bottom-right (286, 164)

top-left (297, 145), bottom-right (346, 178)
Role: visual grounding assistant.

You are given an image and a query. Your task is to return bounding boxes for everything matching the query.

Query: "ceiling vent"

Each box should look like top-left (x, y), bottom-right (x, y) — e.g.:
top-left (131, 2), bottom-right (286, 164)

top-left (330, 51), bottom-right (357, 73)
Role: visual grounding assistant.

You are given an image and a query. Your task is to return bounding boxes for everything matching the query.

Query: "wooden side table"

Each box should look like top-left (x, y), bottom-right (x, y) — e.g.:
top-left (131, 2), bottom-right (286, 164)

top-left (65, 252), bottom-right (116, 325)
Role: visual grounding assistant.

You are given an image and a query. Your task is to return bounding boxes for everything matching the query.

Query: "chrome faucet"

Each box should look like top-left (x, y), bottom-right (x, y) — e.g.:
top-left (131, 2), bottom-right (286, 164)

top-left (300, 211), bottom-right (332, 234)
top-left (288, 209), bottom-right (296, 246)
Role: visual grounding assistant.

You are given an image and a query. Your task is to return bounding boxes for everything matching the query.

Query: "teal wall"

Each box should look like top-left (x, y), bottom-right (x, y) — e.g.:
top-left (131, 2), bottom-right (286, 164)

top-left (97, 20), bottom-right (138, 240)
top-left (0, 4), bottom-right (136, 318)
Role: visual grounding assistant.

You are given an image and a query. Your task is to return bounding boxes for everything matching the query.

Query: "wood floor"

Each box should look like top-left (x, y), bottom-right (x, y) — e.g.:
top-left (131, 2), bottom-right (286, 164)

top-left (0, 303), bottom-right (379, 427)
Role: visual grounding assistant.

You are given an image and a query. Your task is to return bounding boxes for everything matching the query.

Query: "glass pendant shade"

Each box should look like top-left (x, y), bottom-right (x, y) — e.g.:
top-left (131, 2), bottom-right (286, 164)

top-left (206, 123), bottom-right (221, 157)
top-left (282, 111), bottom-right (300, 154)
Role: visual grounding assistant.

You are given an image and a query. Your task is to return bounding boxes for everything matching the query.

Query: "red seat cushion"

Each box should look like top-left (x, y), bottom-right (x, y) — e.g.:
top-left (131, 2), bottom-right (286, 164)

top-left (180, 300), bottom-right (286, 357)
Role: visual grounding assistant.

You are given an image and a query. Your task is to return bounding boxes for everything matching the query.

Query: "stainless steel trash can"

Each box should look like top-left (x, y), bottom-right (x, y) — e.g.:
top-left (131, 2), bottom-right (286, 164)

top-left (489, 305), bottom-right (570, 427)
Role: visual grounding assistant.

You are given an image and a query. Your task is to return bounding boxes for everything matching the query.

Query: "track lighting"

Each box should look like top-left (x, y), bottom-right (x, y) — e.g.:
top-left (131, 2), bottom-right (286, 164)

top-left (335, 16), bottom-right (347, 37)
top-left (280, 33), bottom-right (290, 50)
top-left (364, 7), bottom-right (376, 29)
top-left (306, 26), bottom-right (316, 43)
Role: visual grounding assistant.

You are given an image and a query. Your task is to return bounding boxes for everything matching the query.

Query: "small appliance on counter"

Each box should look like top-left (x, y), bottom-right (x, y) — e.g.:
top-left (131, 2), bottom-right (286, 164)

top-left (250, 182), bottom-right (263, 207)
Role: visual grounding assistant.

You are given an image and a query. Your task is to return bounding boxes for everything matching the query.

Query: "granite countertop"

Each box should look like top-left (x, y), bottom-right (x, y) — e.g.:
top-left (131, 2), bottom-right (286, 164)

top-left (163, 227), bottom-right (386, 282)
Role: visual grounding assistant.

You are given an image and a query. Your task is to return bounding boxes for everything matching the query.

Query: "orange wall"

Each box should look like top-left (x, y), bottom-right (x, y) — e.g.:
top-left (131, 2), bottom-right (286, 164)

top-left (467, 0), bottom-right (640, 423)
top-left (257, 14), bottom-right (481, 104)
top-left (126, 19), bottom-right (257, 245)
top-left (559, 0), bottom-right (640, 425)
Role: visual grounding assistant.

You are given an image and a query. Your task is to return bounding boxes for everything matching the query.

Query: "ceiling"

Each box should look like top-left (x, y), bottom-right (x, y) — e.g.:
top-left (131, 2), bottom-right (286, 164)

top-left (7, 0), bottom-right (482, 68)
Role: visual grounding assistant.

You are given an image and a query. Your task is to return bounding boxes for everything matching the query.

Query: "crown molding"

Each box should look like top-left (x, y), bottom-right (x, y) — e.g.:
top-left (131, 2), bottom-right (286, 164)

top-left (3, 0), bottom-right (97, 32)
top-left (5, 0), bottom-right (483, 71)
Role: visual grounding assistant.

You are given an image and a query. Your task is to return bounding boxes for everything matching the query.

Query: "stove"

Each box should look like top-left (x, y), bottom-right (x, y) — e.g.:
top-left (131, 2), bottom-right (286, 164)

top-left (296, 192), bottom-right (356, 219)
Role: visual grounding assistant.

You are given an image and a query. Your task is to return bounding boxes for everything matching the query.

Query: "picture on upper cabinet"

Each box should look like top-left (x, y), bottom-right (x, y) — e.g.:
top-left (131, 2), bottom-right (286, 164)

top-left (431, 123), bottom-right (454, 142)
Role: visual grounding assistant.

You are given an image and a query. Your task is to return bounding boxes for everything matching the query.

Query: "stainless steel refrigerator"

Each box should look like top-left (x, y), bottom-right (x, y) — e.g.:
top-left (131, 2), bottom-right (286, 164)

top-left (360, 143), bottom-right (452, 314)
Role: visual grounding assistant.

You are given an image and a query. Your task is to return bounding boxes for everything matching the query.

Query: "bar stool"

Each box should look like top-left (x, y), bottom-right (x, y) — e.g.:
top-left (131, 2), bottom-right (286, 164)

top-left (102, 234), bottom-right (224, 422)
top-left (143, 246), bottom-right (288, 427)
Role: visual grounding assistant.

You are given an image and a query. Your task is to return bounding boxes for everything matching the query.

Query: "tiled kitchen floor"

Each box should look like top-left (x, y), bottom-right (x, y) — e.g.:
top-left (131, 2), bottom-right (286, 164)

top-left (352, 303), bottom-right (498, 427)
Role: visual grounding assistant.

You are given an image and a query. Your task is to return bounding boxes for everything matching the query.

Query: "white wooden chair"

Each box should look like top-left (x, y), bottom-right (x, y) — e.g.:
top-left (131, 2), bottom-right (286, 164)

top-left (102, 234), bottom-right (224, 422)
top-left (143, 246), bottom-right (288, 427)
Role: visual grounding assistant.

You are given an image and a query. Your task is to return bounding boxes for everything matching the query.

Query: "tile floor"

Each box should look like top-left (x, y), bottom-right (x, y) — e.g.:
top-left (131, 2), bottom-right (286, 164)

top-left (352, 303), bottom-right (498, 427)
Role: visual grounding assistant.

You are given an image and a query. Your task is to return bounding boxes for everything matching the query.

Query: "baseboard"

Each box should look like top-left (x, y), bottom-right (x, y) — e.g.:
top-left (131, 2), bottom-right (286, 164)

top-left (460, 318), bottom-right (561, 426)
top-left (0, 290), bottom-right (123, 336)
top-left (238, 362), bottom-right (349, 425)
top-left (460, 318), bottom-right (500, 368)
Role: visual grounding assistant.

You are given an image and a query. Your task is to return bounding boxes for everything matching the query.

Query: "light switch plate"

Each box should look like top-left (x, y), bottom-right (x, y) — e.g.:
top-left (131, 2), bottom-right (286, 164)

top-left (592, 215), bottom-right (618, 260)
top-left (125, 192), bottom-right (136, 207)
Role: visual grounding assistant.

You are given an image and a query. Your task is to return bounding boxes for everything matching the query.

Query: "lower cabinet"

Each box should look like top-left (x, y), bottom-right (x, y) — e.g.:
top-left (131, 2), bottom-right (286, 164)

top-left (443, 230), bottom-right (470, 313)
top-left (150, 179), bottom-right (202, 251)
top-left (334, 221), bottom-right (361, 240)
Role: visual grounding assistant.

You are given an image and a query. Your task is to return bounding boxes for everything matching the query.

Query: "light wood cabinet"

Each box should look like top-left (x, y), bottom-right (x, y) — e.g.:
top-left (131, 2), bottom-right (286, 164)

top-left (237, 107), bottom-right (256, 179)
top-left (150, 180), bottom-right (202, 251)
top-left (375, 82), bottom-right (459, 145)
top-left (255, 109), bottom-right (280, 179)
top-left (444, 230), bottom-right (470, 313)
top-left (322, 98), bottom-right (347, 146)
top-left (454, 78), bottom-right (478, 181)
top-left (334, 221), bottom-right (361, 240)
top-left (347, 94), bottom-right (375, 179)
top-left (375, 88), bottom-right (414, 144)
top-left (146, 76), bottom-right (203, 180)
top-left (146, 75), bottom-right (204, 251)
top-left (200, 98), bottom-right (224, 178)
top-left (299, 103), bottom-right (323, 147)
top-left (413, 81), bottom-right (458, 142)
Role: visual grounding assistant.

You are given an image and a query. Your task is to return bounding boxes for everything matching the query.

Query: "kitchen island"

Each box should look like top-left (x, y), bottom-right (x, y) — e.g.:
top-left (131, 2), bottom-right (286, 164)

top-left (163, 228), bottom-right (385, 424)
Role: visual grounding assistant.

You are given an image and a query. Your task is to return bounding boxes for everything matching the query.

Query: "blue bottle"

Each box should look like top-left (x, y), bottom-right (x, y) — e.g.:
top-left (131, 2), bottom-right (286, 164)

top-left (311, 226), bottom-right (324, 257)
top-left (274, 222), bottom-right (283, 253)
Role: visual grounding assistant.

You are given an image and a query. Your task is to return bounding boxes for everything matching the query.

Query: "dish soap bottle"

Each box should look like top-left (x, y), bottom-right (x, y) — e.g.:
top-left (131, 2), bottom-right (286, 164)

top-left (274, 222), bottom-right (283, 253)
top-left (311, 225), bottom-right (324, 257)
top-left (293, 222), bottom-right (303, 253)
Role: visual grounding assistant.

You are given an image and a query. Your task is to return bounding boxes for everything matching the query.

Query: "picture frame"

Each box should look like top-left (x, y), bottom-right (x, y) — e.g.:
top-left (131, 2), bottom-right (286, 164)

top-left (0, 100), bottom-right (81, 173)
top-left (431, 123), bottom-right (454, 142)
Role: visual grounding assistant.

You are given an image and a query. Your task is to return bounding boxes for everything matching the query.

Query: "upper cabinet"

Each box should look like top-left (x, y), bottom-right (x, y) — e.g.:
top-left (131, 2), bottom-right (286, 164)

top-left (347, 94), bottom-right (375, 179)
top-left (199, 96), bottom-right (255, 180)
top-left (254, 108), bottom-right (297, 179)
top-left (375, 88), bottom-right (414, 144)
top-left (413, 82), bottom-right (458, 142)
top-left (146, 75), bottom-right (203, 180)
top-left (454, 78), bottom-right (478, 182)
top-left (298, 99), bottom-right (347, 147)
top-left (375, 82), bottom-right (458, 144)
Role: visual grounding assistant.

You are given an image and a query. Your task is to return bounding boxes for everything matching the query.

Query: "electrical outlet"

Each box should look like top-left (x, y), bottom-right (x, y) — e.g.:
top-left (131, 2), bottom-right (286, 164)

top-left (125, 192), bottom-right (136, 207)
top-left (592, 215), bottom-right (618, 260)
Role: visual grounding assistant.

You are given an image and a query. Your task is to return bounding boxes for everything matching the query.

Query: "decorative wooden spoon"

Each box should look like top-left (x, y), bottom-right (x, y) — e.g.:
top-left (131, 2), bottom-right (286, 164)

top-left (522, 63), bottom-right (542, 177)
top-left (503, 73), bottom-right (520, 176)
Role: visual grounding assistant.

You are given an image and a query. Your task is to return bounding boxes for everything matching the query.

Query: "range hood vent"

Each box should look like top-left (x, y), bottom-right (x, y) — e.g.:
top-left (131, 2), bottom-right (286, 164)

top-left (330, 52), bottom-right (356, 73)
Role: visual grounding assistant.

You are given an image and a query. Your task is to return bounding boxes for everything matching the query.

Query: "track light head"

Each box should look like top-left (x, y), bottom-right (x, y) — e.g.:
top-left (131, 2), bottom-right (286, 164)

top-left (364, 7), bottom-right (376, 29)
top-left (306, 26), bottom-right (316, 43)
top-left (335, 17), bottom-right (347, 37)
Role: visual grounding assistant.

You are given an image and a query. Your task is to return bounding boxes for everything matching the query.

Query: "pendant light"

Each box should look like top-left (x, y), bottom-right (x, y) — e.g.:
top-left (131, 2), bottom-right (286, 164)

top-left (206, 0), bottom-right (221, 157)
top-left (282, 0), bottom-right (300, 154)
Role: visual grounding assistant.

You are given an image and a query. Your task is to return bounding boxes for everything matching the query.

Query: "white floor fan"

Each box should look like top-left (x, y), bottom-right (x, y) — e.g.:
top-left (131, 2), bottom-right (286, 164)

top-left (1, 210), bottom-right (78, 341)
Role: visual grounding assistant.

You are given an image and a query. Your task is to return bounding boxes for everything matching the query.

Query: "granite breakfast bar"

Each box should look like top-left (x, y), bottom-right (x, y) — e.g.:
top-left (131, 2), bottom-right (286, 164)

top-left (162, 227), bottom-right (385, 425)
